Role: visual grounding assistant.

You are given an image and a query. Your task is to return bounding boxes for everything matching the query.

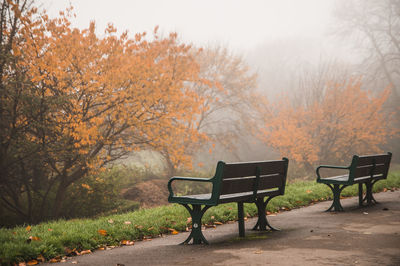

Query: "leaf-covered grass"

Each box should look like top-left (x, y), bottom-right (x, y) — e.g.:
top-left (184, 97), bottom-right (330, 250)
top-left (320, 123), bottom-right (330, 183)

top-left (1, 171), bottom-right (399, 265)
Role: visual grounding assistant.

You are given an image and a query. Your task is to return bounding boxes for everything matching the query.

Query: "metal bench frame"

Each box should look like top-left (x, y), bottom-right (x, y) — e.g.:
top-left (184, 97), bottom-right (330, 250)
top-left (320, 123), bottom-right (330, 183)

top-left (316, 152), bottom-right (392, 212)
top-left (168, 158), bottom-right (289, 244)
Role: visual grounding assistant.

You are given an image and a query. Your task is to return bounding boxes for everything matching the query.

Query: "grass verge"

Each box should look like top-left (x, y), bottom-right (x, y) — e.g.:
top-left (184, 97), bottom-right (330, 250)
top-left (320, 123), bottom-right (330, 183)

top-left (1, 171), bottom-right (399, 265)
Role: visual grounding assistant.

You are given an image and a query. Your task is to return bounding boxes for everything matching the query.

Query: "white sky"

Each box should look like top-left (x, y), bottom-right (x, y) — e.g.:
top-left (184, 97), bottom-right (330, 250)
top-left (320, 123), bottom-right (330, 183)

top-left (41, 0), bottom-right (334, 52)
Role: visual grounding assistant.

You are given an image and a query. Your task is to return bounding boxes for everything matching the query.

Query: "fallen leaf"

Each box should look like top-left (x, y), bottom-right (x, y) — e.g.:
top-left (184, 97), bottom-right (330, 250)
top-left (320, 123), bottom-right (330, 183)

top-left (13, 231), bottom-right (17, 235)
top-left (79, 250), bottom-right (91, 255)
top-left (210, 216), bottom-right (215, 220)
top-left (27, 260), bottom-right (38, 265)
top-left (37, 255), bottom-right (45, 262)
top-left (121, 240), bottom-right (135, 245)
top-left (186, 217), bottom-right (192, 224)
top-left (383, 188), bottom-right (388, 192)
top-left (254, 250), bottom-right (263, 254)
top-left (204, 224), bottom-right (216, 228)
top-left (168, 228), bottom-right (179, 235)
top-left (124, 221), bottom-right (131, 225)
top-left (18, 263), bottom-right (26, 266)
top-left (71, 261), bottom-right (78, 264)
top-left (135, 225), bottom-right (143, 229)
top-left (363, 212), bottom-right (368, 215)
top-left (98, 229), bottom-right (107, 236)
top-left (306, 190), bottom-right (312, 194)
top-left (48, 228), bottom-right (53, 231)
top-left (108, 219), bottom-right (114, 224)
top-left (214, 221), bottom-right (223, 225)
top-left (26, 225), bottom-right (31, 232)
top-left (29, 236), bottom-right (40, 241)
top-left (49, 257), bottom-right (61, 263)
top-left (147, 227), bottom-right (154, 231)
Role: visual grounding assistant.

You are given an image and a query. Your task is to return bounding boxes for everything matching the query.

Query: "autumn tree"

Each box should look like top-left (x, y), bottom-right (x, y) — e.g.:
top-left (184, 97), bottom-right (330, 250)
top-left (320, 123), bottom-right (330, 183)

top-left (0, 1), bottom-right (204, 223)
top-left (149, 45), bottom-right (260, 176)
top-left (258, 78), bottom-right (395, 173)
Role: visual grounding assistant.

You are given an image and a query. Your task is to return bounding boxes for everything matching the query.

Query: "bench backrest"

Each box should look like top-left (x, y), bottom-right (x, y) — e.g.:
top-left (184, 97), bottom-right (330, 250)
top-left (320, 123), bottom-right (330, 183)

top-left (216, 158), bottom-right (289, 199)
top-left (349, 152), bottom-right (392, 182)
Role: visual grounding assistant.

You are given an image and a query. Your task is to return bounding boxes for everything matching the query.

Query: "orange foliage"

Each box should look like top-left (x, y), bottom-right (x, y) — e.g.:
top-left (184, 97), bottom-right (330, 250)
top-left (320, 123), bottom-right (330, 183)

top-left (259, 79), bottom-right (395, 170)
top-left (5, 2), bottom-right (207, 217)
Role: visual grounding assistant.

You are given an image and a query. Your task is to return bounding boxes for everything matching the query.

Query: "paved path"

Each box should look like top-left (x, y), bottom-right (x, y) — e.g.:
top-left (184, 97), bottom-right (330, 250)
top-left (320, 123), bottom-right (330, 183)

top-left (47, 191), bottom-right (400, 266)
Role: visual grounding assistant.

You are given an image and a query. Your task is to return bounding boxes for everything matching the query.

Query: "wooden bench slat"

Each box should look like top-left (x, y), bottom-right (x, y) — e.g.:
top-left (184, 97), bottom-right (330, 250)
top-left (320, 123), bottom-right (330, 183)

top-left (258, 173), bottom-right (284, 190)
top-left (354, 163), bottom-right (389, 178)
top-left (222, 160), bottom-right (287, 179)
top-left (220, 177), bottom-right (256, 195)
top-left (357, 154), bottom-right (391, 166)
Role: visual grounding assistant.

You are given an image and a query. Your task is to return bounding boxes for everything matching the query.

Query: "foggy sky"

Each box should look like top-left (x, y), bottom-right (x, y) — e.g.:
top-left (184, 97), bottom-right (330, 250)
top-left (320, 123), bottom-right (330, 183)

top-left (41, 0), bottom-right (334, 52)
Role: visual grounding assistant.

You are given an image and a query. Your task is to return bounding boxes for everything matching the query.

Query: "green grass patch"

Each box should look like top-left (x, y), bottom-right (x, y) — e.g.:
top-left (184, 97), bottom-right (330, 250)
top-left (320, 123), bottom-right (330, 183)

top-left (1, 171), bottom-right (399, 265)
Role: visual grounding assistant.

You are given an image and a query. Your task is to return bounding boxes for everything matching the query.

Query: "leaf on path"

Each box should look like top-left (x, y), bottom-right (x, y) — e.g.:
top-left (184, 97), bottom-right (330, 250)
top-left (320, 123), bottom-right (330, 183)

top-left (18, 263), bottom-right (26, 266)
top-left (98, 229), bottom-right (107, 236)
top-left (204, 224), bottom-right (216, 228)
top-left (37, 255), bottom-right (45, 262)
top-left (214, 221), bottom-right (223, 225)
top-left (49, 257), bottom-right (61, 263)
top-left (121, 240), bottom-right (135, 245)
top-left (27, 260), bottom-right (38, 265)
top-left (254, 250), bottom-right (263, 254)
top-left (78, 250), bottom-right (91, 255)
top-left (168, 228), bottom-right (179, 235)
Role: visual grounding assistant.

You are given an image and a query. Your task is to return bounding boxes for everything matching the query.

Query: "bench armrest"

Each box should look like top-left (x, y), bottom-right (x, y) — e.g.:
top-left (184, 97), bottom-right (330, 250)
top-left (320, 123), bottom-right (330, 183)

top-left (168, 176), bottom-right (214, 198)
top-left (316, 165), bottom-right (350, 181)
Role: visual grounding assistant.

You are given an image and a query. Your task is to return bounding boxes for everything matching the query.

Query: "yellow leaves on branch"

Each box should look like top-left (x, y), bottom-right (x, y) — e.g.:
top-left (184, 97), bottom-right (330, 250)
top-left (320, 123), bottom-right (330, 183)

top-left (259, 78), bottom-right (394, 167)
top-left (15, 4), bottom-right (209, 173)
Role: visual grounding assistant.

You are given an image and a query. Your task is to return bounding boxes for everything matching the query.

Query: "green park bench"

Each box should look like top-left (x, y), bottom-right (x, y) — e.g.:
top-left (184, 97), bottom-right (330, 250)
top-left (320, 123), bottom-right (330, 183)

top-left (316, 152), bottom-right (392, 212)
top-left (167, 158), bottom-right (289, 244)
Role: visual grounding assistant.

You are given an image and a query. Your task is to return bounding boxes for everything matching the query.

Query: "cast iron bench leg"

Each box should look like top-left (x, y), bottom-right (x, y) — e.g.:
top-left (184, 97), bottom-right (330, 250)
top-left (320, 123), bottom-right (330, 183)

top-left (252, 196), bottom-right (279, 231)
top-left (238, 202), bottom-right (245, 237)
top-left (326, 184), bottom-right (347, 212)
top-left (358, 183), bottom-right (364, 206)
top-left (364, 180), bottom-right (379, 205)
top-left (181, 204), bottom-right (211, 245)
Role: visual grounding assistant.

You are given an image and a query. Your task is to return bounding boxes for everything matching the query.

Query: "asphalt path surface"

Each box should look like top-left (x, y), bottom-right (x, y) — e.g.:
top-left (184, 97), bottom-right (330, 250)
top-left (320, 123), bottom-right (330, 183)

top-left (45, 190), bottom-right (400, 266)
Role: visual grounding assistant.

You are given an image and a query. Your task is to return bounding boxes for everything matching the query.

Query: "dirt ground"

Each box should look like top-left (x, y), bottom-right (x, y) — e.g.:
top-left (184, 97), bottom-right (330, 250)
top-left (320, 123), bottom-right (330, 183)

top-left (45, 190), bottom-right (400, 266)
